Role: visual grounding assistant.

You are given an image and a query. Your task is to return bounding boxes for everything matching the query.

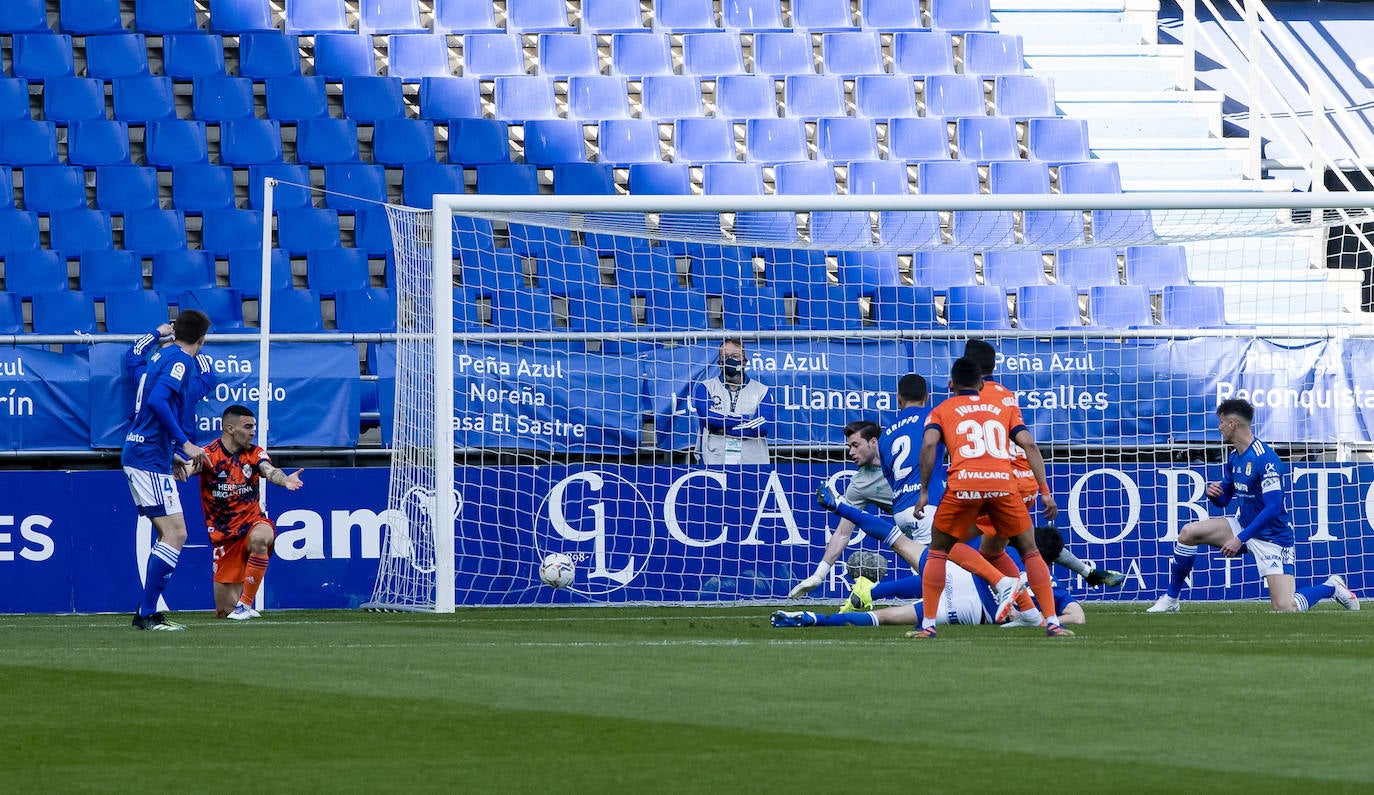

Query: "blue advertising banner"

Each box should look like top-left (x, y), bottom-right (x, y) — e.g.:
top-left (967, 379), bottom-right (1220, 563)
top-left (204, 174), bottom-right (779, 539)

top-left (0, 348), bottom-right (90, 450)
top-left (2, 463), bottom-right (1370, 613)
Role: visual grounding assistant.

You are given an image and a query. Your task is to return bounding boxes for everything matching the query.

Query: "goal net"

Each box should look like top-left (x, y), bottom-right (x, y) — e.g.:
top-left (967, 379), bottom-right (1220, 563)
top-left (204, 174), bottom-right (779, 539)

top-left (367, 191), bottom-right (1374, 612)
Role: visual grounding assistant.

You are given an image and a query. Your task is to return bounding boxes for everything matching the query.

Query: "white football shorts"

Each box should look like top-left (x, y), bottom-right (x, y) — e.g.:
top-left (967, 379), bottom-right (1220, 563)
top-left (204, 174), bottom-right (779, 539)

top-left (124, 466), bottom-right (182, 519)
top-left (1227, 517), bottom-right (1295, 577)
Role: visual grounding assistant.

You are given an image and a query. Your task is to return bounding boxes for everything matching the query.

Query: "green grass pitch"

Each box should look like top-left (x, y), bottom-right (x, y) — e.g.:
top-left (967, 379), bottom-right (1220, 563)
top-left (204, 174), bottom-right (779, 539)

top-left (3, 603), bottom-right (1371, 792)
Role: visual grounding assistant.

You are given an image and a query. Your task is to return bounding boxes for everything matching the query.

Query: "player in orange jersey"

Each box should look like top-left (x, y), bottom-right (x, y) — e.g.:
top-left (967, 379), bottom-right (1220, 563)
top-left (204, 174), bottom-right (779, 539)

top-left (910, 357), bottom-right (1072, 638)
top-left (183, 404), bottom-right (302, 620)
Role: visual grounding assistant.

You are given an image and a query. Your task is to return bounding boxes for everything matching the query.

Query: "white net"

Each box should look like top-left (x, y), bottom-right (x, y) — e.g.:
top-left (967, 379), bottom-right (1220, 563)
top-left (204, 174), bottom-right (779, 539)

top-left (368, 193), bottom-right (1374, 611)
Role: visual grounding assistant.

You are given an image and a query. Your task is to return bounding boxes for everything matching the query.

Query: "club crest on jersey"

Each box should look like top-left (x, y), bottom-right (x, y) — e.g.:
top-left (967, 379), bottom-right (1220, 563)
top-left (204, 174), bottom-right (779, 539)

top-left (242, 464), bottom-right (253, 478)
top-left (1245, 462), bottom-right (1252, 476)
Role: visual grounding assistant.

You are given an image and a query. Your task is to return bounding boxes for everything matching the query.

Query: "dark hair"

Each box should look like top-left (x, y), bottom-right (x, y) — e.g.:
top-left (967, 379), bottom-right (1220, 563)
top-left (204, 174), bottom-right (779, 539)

top-left (964, 339), bottom-right (997, 376)
top-left (1216, 398), bottom-right (1254, 424)
top-left (173, 309), bottom-right (211, 343)
top-left (1034, 524), bottom-right (1065, 564)
top-left (842, 420), bottom-right (882, 441)
top-left (949, 357), bottom-right (983, 390)
top-left (897, 373), bottom-right (928, 404)
top-left (222, 404), bottom-right (255, 421)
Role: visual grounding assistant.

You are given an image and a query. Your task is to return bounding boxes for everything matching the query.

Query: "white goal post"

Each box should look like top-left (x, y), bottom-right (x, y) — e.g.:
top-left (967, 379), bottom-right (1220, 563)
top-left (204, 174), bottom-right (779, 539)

top-left (367, 190), bottom-right (1374, 613)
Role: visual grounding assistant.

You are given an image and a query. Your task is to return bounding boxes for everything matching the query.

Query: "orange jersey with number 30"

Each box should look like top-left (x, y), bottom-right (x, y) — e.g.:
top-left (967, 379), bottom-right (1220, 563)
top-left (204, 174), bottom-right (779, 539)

top-left (981, 378), bottom-right (1037, 496)
top-left (925, 389), bottom-right (1028, 495)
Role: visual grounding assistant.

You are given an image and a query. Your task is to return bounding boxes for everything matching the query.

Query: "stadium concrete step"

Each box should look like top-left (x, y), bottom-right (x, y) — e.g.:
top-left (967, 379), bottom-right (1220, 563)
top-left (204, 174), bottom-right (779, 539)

top-left (992, 18), bottom-right (1147, 46)
top-left (1194, 277), bottom-right (1363, 322)
top-left (1182, 234), bottom-right (1318, 278)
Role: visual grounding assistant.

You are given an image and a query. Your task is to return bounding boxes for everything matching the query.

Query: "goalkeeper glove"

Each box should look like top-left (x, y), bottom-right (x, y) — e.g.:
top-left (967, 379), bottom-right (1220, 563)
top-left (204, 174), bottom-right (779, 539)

top-left (788, 561), bottom-right (832, 598)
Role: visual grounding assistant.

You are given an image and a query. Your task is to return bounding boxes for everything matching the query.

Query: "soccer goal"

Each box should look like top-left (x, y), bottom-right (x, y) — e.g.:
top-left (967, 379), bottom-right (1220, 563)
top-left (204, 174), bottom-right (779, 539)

top-left (366, 190), bottom-right (1374, 612)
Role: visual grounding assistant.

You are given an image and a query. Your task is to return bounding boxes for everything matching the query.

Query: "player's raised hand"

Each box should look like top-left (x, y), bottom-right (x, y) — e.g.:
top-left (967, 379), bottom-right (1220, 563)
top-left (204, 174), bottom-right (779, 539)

top-left (788, 574), bottom-right (823, 599)
top-left (913, 493), bottom-right (928, 519)
top-left (181, 440), bottom-right (205, 462)
top-left (1041, 493), bottom-right (1058, 520)
top-left (1206, 481), bottom-right (1224, 499)
top-left (1220, 535), bottom-right (1243, 557)
top-left (282, 469), bottom-right (304, 491)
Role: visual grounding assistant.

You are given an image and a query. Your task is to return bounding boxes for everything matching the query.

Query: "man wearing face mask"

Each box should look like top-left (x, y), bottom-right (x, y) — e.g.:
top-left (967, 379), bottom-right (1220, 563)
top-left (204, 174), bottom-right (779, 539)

top-left (692, 338), bottom-right (775, 466)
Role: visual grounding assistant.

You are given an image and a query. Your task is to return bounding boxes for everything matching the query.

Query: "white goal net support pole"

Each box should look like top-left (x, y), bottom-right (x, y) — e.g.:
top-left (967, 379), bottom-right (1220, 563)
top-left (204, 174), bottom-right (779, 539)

top-left (368, 191), bottom-right (1374, 612)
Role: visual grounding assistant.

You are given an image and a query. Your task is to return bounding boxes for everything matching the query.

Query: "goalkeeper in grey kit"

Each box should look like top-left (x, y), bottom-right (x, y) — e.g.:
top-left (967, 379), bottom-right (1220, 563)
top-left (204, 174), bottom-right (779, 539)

top-left (693, 338), bottom-right (774, 466)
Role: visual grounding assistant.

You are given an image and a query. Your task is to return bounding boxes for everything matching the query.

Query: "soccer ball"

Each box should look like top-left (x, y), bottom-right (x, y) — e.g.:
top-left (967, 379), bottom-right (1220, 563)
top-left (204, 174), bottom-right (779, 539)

top-left (539, 553), bottom-right (575, 589)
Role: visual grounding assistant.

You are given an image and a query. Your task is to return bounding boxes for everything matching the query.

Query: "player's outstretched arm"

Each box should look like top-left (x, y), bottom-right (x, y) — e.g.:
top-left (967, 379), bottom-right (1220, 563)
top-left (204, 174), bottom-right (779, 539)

top-left (262, 463), bottom-right (304, 491)
top-left (789, 517), bottom-right (854, 598)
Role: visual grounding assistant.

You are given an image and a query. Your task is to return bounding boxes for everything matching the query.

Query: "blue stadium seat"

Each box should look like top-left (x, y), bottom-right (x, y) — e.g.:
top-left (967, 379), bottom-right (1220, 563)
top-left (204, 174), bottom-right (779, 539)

top-left (447, 118), bottom-right (511, 164)
top-left (744, 118), bottom-right (807, 162)
top-left (70, 121), bottom-right (131, 166)
top-left (919, 160), bottom-right (1012, 246)
top-left (493, 76), bottom-right (559, 120)
top-left (645, 288), bottom-right (710, 332)
top-left (703, 161), bottom-right (763, 194)
top-left (722, 0), bottom-right (785, 30)
top-left (172, 164), bottom-right (236, 212)
top-left (1060, 161), bottom-right (1153, 243)
top-left (582, 0), bottom-right (644, 32)
top-left (994, 75), bottom-right (1056, 118)
top-left (418, 77), bottom-right (481, 120)
top-left (389, 33), bottom-right (451, 80)
top-left (434, 0), bottom-right (499, 32)
top-left (220, 119), bottom-right (284, 165)
top-left (508, 0), bottom-right (575, 31)
top-left (401, 162), bottom-right (464, 206)
top-left (13, 34), bottom-right (75, 79)
top-left (642, 76), bottom-right (704, 119)
top-left (343, 77), bottom-right (405, 122)
top-left (683, 33), bottom-right (746, 76)
top-left (1026, 117), bottom-right (1088, 164)
top-left (123, 209), bottom-right (188, 254)
top-left (611, 33), bottom-right (673, 77)
top-left (673, 117), bottom-right (735, 163)
top-left (246, 163), bottom-right (310, 209)
top-left (42, 78), bottom-right (105, 124)
top-left (32, 290), bottom-right (97, 334)
top-left (893, 31), bottom-right (956, 76)
top-left (793, 0), bottom-right (858, 30)
top-left (0, 169), bottom-right (10, 209)
top-left (1055, 248), bottom-right (1118, 290)
top-left (836, 251), bottom-right (898, 287)
top-left (0, 210), bottom-right (41, 255)
top-left (475, 163), bottom-right (539, 195)
top-left (112, 76), bottom-right (176, 122)
top-left (817, 116), bottom-right (878, 160)
top-left (723, 285), bottom-right (788, 331)
top-left (162, 34), bottom-right (227, 80)
top-left (0, 0), bottom-right (49, 33)
top-left (598, 119), bottom-right (661, 164)
top-left (628, 162), bottom-right (691, 195)
top-left (0, 78), bottom-right (30, 122)
top-left (296, 119), bottom-right (361, 164)
top-left (276, 208), bottom-right (341, 254)
top-left (925, 75), bottom-right (986, 117)
top-left (145, 120), bottom-right (209, 167)
top-left (150, 250), bottom-right (215, 293)
top-left (336, 287), bottom-right (397, 332)
top-left (566, 284), bottom-right (640, 339)
top-left (753, 32), bottom-right (816, 76)
top-left (654, 0), bottom-right (717, 31)
top-left (848, 160), bottom-right (909, 194)
top-left (191, 77), bottom-right (255, 122)
top-left (795, 284), bottom-right (864, 330)
top-left (568, 75), bottom-right (632, 119)
top-left (228, 248), bottom-right (291, 297)
top-left (203, 209), bottom-right (266, 255)
top-left (313, 33), bottom-right (376, 79)
top-left (871, 284), bottom-right (938, 329)
top-left (306, 248), bottom-right (371, 296)
top-left (1125, 245), bottom-right (1188, 291)
top-left (612, 247), bottom-right (677, 293)
top-left (491, 289), bottom-right (555, 332)
top-left (359, 0), bottom-right (425, 34)
top-left (965, 33), bottom-right (1024, 76)
top-left (285, 0), bottom-right (349, 34)
top-left (956, 116), bottom-right (1019, 162)
top-left (876, 207), bottom-right (939, 248)
top-left (239, 33), bottom-right (303, 78)
top-left (135, 0), bottom-right (199, 33)
top-left (854, 76), bottom-right (918, 118)
top-left (1088, 284), bottom-right (1152, 327)
top-left (265, 76), bottom-right (329, 121)
top-left (913, 251), bottom-right (976, 290)
top-left (210, 0), bottom-right (275, 33)
top-left (87, 34), bottom-right (152, 79)
top-left (785, 76), bottom-right (846, 118)
top-left (983, 251), bottom-right (1045, 291)
top-left (268, 288), bottom-right (325, 332)
top-left (552, 163), bottom-right (616, 195)
top-left (21, 165), bottom-right (87, 214)
top-left (775, 160), bottom-right (837, 196)
top-left (462, 33), bottom-right (526, 77)
top-left (4, 250), bottom-right (68, 296)
top-left (888, 117), bottom-right (949, 160)
top-left (353, 206), bottom-right (393, 256)
top-left (1161, 284), bottom-right (1225, 327)
top-left (323, 164), bottom-right (387, 211)
top-left (0, 294), bottom-right (23, 334)
top-left (372, 118), bottom-right (436, 165)
top-left (79, 250), bottom-right (144, 297)
top-left (1016, 284), bottom-right (1080, 329)
top-left (104, 289), bottom-right (172, 332)
top-left (523, 119), bottom-right (586, 165)
top-left (539, 33), bottom-right (599, 77)
top-left (946, 284), bottom-right (1009, 329)
top-left (930, 0), bottom-right (991, 31)
top-left (50, 209), bottom-right (113, 257)
top-left (821, 31), bottom-right (885, 76)
top-left (859, 0), bottom-right (923, 28)
top-left (989, 160), bottom-right (1083, 246)
top-left (719, 76), bottom-right (780, 119)
top-left (2, 119), bottom-right (61, 164)
top-left (177, 287), bottom-right (247, 330)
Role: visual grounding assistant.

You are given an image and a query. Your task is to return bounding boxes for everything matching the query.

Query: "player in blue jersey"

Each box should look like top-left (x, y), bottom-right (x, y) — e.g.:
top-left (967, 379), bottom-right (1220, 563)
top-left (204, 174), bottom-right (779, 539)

top-left (880, 373), bottom-right (945, 547)
top-left (122, 309), bottom-right (212, 631)
top-left (126, 322), bottom-right (217, 472)
top-left (1146, 398), bottom-right (1359, 613)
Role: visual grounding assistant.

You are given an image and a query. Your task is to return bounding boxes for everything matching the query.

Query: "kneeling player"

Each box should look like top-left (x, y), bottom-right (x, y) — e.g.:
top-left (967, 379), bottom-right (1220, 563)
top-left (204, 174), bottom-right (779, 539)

top-left (188, 405), bottom-right (303, 619)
